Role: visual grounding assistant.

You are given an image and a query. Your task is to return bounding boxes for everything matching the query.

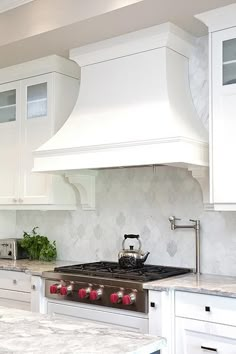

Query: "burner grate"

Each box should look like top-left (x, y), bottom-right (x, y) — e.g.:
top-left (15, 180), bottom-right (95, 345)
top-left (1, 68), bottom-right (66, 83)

top-left (54, 262), bottom-right (191, 282)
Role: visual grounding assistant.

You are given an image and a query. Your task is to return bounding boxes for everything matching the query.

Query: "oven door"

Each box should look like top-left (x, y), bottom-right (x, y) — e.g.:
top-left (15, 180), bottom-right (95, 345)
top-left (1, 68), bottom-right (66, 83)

top-left (47, 299), bottom-right (149, 333)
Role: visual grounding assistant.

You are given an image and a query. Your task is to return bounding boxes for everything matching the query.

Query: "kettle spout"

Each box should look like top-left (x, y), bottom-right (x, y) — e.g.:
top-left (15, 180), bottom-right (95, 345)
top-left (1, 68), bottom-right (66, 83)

top-left (141, 252), bottom-right (150, 263)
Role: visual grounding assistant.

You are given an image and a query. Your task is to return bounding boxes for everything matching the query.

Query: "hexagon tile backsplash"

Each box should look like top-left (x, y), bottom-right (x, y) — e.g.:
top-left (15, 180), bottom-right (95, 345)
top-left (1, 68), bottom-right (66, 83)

top-left (13, 36), bottom-right (236, 276)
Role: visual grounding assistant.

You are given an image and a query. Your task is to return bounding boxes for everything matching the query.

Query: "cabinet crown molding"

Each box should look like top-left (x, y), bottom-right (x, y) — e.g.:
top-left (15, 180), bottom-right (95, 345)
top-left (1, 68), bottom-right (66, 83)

top-left (196, 4), bottom-right (236, 32)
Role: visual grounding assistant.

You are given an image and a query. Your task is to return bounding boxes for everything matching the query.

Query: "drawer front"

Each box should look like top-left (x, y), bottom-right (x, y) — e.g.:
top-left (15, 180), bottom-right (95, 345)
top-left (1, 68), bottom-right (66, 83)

top-left (176, 317), bottom-right (236, 354)
top-left (0, 289), bottom-right (31, 310)
top-left (47, 301), bottom-right (149, 333)
top-left (175, 291), bottom-right (236, 326)
top-left (0, 270), bottom-right (31, 292)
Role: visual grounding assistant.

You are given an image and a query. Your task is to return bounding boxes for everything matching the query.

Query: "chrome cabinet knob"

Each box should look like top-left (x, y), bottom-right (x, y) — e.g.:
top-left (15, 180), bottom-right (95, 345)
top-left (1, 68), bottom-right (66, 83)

top-left (18, 198), bottom-right (23, 203)
top-left (13, 279), bottom-right (17, 284)
top-left (31, 285), bottom-right (36, 290)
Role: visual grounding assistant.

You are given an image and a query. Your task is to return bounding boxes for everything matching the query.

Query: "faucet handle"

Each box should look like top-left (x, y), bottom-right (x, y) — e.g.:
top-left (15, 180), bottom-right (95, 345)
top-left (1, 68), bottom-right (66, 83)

top-left (189, 219), bottom-right (200, 223)
top-left (189, 219), bottom-right (200, 229)
top-left (169, 216), bottom-right (181, 222)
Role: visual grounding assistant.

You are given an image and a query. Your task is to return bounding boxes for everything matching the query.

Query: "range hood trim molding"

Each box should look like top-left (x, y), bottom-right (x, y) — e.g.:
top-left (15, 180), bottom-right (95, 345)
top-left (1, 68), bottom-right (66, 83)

top-left (70, 22), bottom-right (194, 67)
top-left (33, 137), bottom-right (208, 172)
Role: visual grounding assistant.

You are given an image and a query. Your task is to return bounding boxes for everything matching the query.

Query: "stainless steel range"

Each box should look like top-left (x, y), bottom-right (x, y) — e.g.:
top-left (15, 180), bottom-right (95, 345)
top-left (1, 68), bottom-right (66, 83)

top-left (43, 262), bottom-right (190, 314)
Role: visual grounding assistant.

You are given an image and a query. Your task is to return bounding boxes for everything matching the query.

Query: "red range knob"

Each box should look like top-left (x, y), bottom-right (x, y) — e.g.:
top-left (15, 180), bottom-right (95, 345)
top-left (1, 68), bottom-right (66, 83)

top-left (60, 286), bottom-right (68, 296)
top-left (60, 284), bottom-right (73, 296)
top-left (90, 290), bottom-right (98, 301)
top-left (110, 293), bottom-right (119, 304)
top-left (110, 291), bottom-right (123, 304)
top-left (90, 288), bottom-right (102, 301)
top-left (122, 293), bottom-right (136, 305)
top-left (50, 284), bottom-right (59, 294)
top-left (78, 288), bottom-right (88, 299)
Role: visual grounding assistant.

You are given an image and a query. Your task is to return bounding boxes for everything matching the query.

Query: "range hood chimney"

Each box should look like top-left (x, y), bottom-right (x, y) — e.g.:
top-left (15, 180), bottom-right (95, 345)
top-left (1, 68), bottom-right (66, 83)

top-left (33, 23), bottom-right (208, 172)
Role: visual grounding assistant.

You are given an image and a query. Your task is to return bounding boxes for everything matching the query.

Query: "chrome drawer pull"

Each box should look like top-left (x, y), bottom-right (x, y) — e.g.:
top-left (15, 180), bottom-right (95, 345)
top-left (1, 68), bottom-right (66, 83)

top-left (201, 346), bottom-right (217, 352)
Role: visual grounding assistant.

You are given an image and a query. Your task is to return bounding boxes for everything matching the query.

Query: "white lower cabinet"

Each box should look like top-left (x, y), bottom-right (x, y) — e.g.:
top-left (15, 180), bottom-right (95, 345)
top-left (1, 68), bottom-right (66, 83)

top-left (0, 270), bottom-right (31, 310)
top-left (176, 317), bottom-right (236, 354)
top-left (47, 300), bottom-right (149, 333)
top-left (175, 291), bottom-right (236, 354)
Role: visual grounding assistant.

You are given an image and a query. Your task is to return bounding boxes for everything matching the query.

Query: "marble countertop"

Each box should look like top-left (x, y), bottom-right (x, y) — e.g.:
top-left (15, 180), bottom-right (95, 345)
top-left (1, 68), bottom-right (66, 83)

top-left (0, 259), bottom-right (78, 276)
top-left (0, 306), bottom-right (165, 354)
top-left (3, 260), bottom-right (236, 299)
top-left (143, 273), bottom-right (236, 298)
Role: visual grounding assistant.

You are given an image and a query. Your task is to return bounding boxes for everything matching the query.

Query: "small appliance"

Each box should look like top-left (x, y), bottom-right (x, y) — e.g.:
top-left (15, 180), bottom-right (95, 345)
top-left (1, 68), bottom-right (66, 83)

top-left (0, 238), bottom-right (28, 260)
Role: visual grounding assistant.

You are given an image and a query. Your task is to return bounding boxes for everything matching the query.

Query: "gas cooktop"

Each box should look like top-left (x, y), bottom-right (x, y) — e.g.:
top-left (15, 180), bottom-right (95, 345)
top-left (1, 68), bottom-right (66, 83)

top-left (44, 261), bottom-right (191, 313)
top-left (54, 261), bottom-right (191, 282)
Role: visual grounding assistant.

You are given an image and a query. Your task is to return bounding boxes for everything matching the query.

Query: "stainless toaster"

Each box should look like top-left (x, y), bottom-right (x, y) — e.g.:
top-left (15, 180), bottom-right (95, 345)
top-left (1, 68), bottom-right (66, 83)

top-left (0, 238), bottom-right (28, 260)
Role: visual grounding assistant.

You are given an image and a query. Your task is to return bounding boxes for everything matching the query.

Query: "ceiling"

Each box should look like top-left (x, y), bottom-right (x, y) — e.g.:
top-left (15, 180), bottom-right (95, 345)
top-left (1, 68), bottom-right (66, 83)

top-left (0, 0), bottom-right (235, 68)
top-left (0, 0), bottom-right (33, 13)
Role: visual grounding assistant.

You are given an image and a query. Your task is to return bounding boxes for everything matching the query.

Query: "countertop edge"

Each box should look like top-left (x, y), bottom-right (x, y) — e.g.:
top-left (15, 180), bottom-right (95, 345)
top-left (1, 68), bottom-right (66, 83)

top-left (143, 273), bottom-right (236, 298)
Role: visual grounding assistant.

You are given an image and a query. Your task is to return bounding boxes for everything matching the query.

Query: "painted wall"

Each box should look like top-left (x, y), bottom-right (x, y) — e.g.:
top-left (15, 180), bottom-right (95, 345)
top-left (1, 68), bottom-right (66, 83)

top-left (12, 37), bottom-right (236, 276)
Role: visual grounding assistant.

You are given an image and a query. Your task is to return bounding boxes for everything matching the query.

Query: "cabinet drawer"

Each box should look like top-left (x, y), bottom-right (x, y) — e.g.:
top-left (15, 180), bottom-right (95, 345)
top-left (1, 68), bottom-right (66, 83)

top-left (0, 270), bottom-right (31, 292)
top-left (47, 301), bottom-right (149, 333)
top-left (176, 317), bottom-right (236, 354)
top-left (175, 291), bottom-right (236, 326)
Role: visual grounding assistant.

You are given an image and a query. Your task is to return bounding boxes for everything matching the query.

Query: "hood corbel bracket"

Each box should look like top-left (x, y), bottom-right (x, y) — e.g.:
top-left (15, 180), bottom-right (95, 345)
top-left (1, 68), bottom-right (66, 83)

top-left (188, 167), bottom-right (214, 211)
top-left (66, 171), bottom-right (98, 210)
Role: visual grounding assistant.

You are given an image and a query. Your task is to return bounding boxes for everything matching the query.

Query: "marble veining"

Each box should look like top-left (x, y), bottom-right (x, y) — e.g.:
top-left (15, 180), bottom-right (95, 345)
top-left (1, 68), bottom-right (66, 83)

top-left (0, 260), bottom-right (79, 276)
top-left (0, 307), bottom-right (165, 354)
top-left (144, 273), bottom-right (236, 298)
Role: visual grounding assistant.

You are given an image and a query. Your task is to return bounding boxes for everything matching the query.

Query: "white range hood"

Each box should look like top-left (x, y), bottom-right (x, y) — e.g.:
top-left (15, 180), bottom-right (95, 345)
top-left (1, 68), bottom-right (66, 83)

top-left (33, 23), bottom-right (208, 173)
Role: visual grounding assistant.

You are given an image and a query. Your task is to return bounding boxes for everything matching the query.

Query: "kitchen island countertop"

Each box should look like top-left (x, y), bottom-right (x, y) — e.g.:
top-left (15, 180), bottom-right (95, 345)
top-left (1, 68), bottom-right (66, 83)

top-left (0, 259), bottom-right (78, 276)
top-left (0, 306), bottom-right (165, 353)
top-left (143, 273), bottom-right (236, 298)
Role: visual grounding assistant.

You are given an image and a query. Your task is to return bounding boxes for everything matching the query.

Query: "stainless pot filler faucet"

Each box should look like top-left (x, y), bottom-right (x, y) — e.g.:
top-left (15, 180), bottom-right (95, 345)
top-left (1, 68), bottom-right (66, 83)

top-left (168, 216), bottom-right (201, 275)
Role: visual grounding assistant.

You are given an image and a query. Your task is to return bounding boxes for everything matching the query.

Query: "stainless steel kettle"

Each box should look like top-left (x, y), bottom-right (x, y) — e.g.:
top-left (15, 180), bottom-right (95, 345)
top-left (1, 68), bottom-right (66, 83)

top-left (118, 234), bottom-right (150, 269)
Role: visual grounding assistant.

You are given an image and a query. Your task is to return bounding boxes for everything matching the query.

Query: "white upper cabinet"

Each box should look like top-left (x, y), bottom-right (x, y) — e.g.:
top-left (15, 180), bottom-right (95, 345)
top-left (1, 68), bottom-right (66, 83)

top-left (0, 82), bottom-right (20, 204)
top-left (196, 5), bottom-right (236, 210)
top-left (0, 55), bottom-right (80, 209)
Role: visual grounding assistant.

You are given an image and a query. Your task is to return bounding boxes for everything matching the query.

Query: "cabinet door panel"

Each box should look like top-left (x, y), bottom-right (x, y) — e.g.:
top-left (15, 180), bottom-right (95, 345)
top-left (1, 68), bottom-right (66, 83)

top-left (20, 74), bottom-right (53, 204)
top-left (212, 27), bottom-right (236, 204)
top-left (176, 317), bottom-right (236, 354)
top-left (0, 82), bottom-right (20, 203)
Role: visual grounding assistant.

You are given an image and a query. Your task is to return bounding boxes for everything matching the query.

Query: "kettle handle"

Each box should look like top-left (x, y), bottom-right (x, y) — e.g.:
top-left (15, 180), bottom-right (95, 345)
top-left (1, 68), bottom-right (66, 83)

top-left (124, 234), bottom-right (139, 239)
top-left (122, 234), bottom-right (141, 251)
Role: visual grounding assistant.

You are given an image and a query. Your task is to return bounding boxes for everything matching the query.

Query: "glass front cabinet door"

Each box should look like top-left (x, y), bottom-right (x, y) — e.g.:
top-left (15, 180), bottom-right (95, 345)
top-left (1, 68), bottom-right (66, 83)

top-left (0, 74), bottom-right (53, 205)
top-left (211, 27), bottom-right (236, 206)
top-left (0, 82), bottom-right (21, 204)
top-left (20, 74), bottom-right (53, 205)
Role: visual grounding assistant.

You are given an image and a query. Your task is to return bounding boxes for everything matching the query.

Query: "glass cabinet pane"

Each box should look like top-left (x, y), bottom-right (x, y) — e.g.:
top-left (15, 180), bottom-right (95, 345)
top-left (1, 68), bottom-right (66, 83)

top-left (0, 89), bottom-right (16, 123)
top-left (223, 38), bottom-right (236, 62)
top-left (223, 39), bottom-right (236, 85)
top-left (27, 82), bottom-right (47, 119)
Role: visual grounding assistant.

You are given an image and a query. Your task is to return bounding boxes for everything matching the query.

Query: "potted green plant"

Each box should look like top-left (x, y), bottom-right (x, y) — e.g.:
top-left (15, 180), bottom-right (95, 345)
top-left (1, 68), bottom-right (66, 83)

top-left (20, 227), bottom-right (57, 261)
